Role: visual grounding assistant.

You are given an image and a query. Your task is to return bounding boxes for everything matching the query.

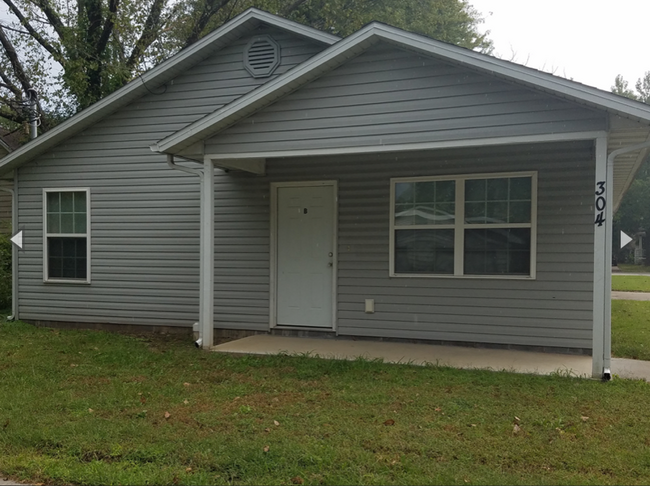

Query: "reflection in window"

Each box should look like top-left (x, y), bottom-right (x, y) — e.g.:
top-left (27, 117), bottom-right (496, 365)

top-left (44, 190), bottom-right (89, 282)
top-left (392, 173), bottom-right (535, 277)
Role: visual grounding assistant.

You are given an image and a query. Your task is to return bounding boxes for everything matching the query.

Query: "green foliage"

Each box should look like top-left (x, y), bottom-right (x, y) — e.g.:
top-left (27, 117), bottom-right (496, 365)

top-left (612, 74), bottom-right (638, 100)
top-left (0, 230), bottom-right (11, 309)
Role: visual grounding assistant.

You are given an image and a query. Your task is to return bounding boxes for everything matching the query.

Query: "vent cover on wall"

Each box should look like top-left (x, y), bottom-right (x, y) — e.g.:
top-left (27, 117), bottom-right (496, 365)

top-left (244, 35), bottom-right (281, 78)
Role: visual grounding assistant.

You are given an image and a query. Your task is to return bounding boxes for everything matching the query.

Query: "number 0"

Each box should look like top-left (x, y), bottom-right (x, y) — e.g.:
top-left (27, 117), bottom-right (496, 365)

top-left (596, 196), bottom-right (606, 211)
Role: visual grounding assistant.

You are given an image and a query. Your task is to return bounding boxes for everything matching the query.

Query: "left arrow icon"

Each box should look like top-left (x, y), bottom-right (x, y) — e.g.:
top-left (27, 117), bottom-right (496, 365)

top-left (10, 230), bottom-right (23, 249)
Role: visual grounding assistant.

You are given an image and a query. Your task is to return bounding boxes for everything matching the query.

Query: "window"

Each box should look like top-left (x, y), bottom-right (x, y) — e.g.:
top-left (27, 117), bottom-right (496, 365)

top-left (391, 172), bottom-right (536, 278)
top-left (43, 189), bottom-right (90, 282)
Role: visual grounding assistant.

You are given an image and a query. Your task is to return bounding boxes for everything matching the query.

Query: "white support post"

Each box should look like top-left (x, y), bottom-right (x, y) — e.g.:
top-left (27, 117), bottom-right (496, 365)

top-left (199, 159), bottom-right (214, 350)
top-left (592, 136), bottom-right (609, 378)
top-left (603, 143), bottom-right (614, 375)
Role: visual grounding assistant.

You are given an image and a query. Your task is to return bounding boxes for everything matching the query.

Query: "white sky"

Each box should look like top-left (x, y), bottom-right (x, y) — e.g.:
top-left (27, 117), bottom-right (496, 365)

top-left (469, 0), bottom-right (648, 92)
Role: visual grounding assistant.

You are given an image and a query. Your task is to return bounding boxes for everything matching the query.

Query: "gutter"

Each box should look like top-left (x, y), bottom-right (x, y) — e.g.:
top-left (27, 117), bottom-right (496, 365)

top-left (165, 155), bottom-right (214, 350)
top-left (602, 140), bottom-right (650, 379)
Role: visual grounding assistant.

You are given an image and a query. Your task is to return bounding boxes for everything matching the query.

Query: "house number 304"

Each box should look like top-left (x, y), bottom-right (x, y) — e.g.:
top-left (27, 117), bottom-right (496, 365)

top-left (595, 181), bottom-right (606, 227)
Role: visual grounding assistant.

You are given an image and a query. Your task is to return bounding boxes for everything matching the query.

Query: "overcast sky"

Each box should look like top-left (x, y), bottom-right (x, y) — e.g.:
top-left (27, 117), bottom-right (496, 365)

top-left (469, 0), bottom-right (648, 92)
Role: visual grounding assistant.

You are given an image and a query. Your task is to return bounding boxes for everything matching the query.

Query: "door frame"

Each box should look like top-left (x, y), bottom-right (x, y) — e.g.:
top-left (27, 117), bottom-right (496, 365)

top-left (270, 180), bottom-right (338, 331)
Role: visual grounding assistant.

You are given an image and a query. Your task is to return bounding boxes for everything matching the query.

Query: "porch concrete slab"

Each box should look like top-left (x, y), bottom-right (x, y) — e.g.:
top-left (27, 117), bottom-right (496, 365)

top-left (212, 335), bottom-right (593, 377)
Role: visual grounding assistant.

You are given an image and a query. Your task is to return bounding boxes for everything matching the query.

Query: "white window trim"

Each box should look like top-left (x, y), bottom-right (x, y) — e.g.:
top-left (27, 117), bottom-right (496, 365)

top-left (43, 188), bottom-right (91, 284)
top-left (389, 171), bottom-right (537, 280)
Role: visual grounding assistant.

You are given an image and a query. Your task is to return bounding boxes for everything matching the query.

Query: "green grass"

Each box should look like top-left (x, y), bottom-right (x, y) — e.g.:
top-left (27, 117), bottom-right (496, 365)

top-left (612, 300), bottom-right (650, 360)
top-left (2, 322), bottom-right (650, 485)
top-left (612, 275), bottom-right (650, 292)
top-left (616, 263), bottom-right (650, 274)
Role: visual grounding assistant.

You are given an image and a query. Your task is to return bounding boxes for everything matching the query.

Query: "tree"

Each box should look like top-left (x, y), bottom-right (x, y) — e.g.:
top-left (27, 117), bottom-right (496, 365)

top-left (612, 71), bottom-right (650, 103)
top-left (612, 74), bottom-right (638, 100)
top-left (0, 0), bottom-right (492, 138)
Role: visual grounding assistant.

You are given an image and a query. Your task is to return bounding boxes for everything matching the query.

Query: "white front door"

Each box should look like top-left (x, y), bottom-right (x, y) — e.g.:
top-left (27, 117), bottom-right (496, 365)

top-left (276, 183), bottom-right (335, 328)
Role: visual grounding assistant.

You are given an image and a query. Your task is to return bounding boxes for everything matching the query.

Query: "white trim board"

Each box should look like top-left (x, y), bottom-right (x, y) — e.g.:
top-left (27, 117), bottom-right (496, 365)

top-left (42, 187), bottom-right (92, 285)
top-left (204, 131), bottom-right (609, 161)
top-left (389, 171), bottom-right (538, 280)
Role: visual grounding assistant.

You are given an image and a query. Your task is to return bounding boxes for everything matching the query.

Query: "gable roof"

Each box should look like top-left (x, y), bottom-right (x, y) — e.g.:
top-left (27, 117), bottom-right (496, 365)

top-left (0, 8), bottom-right (339, 175)
top-left (152, 21), bottom-right (650, 157)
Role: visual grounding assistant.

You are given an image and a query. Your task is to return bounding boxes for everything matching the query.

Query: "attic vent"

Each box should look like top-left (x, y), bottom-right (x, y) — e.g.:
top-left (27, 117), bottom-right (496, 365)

top-left (244, 35), bottom-right (281, 78)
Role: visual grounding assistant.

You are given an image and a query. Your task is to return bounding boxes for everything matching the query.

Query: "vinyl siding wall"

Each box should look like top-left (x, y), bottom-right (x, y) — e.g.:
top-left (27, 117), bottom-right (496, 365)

top-left (16, 26), bottom-right (326, 326)
top-left (206, 44), bottom-right (607, 154)
top-left (216, 141), bottom-right (596, 349)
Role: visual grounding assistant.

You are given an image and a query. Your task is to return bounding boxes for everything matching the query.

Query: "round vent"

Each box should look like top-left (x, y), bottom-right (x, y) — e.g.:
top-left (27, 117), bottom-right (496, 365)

top-left (244, 35), bottom-right (281, 78)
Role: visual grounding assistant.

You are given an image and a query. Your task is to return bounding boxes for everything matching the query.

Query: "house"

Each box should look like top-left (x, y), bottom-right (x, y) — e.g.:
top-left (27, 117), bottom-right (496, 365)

top-left (1, 9), bottom-right (649, 379)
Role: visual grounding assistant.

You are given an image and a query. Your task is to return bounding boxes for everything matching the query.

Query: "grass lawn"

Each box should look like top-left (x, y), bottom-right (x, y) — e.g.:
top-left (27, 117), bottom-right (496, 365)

top-left (612, 300), bottom-right (650, 360)
top-left (0, 323), bottom-right (650, 485)
top-left (612, 275), bottom-right (650, 292)
top-left (616, 264), bottom-right (650, 273)
top-left (2, 323), bottom-right (650, 485)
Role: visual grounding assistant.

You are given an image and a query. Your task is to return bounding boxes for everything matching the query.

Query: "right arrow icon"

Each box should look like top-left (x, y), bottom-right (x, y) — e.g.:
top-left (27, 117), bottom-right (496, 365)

top-left (621, 231), bottom-right (633, 249)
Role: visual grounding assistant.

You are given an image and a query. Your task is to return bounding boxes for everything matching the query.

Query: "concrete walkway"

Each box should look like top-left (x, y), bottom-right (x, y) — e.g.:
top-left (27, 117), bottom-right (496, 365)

top-left (213, 335), bottom-right (650, 381)
top-left (612, 291), bottom-right (650, 300)
top-left (0, 479), bottom-right (26, 486)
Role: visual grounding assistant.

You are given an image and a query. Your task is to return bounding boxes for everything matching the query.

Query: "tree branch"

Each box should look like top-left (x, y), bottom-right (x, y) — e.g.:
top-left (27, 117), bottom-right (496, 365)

top-left (184, 0), bottom-right (233, 48)
top-left (97, 0), bottom-right (120, 55)
top-left (0, 104), bottom-right (26, 125)
top-left (126, 0), bottom-right (166, 70)
top-left (33, 0), bottom-right (67, 41)
top-left (0, 25), bottom-right (32, 94)
top-left (2, 0), bottom-right (65, 65)
top-left (0, 65), bottom-right (22, 98)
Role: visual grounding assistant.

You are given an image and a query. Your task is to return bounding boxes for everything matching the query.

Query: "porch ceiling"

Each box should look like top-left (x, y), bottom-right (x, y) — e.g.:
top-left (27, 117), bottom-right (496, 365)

top-left (609, 118), bottom-right (650, 211)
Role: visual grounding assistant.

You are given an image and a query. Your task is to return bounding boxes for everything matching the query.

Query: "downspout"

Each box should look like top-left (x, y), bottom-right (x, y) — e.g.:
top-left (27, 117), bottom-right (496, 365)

top-left (602, 139), bottom-right (650, 379)
top-left (165, 155), bottom-right (214, 350)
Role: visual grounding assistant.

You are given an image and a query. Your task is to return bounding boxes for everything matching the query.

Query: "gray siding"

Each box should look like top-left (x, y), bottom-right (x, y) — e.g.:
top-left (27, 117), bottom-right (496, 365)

top-left (215, 141), bottom-right (595, 349)
top-left (16, 26), bottom-right (327, 326)
top-left (206, 44), bottom-right (607, 154)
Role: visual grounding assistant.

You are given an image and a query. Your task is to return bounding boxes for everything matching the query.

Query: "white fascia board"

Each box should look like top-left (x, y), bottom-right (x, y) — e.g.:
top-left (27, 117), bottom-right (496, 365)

top-left (0, 8), bottom-right (339, 175)
top-left (154, 22), bottom-right (650, 156)
top-left (371, 24), bottom-right (650, 123)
